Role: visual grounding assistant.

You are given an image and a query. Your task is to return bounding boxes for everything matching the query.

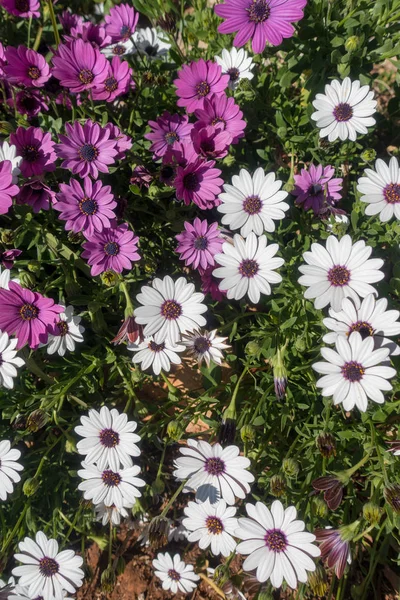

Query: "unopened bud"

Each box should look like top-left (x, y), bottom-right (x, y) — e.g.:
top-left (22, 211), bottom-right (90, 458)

top-left (361, 149), bottom-right (377, 163)
top-left (363, 502), bottom-right (381, 524)
top-left (19, 271), bottom-right (36, 289)
top-left (148, 516), bottom-right (170, 547)
top-left (101, 566), bottom-right (116, 593)
top-left (116, 556), bottom-right (126, 576)
top-left (67, 231), bottom-right (83, 244)
top-left (316, 432), bottom-right (336, 458)
top-left (167, 420), bottom-right (184, 442)
top-left (345, 35), bottom-right (360, 52)
top-left (219, 418), bottom-right (236, 445)
top-left (312, 497), bottom-right (328, 519)
top-left (151, 477), bottom-right (165, 496)
top-left (270, 474), bottom-right (286, 497)
top-left (101, 270), bottom-right (120, 287)
top-left (308, 566), bottom-right (328, 597)
top-left (272, 346), bottom-right (288, 400)
top-left (23, 477), bottom-right (40, 497)
top-left (282, 458), bottom-right (299, 478)
top-left (240, 424), bottom-right (256, 443)
top-left (294, 336), bottom-right (307, 352)
top-left (27, 260), bottom-right (40, 274)
top-left (27, 409), bottom-right (48, 432)
top-left (245, 341), bottom-right (260, 356)
top-left (1, 230), bottom-right (15, 244)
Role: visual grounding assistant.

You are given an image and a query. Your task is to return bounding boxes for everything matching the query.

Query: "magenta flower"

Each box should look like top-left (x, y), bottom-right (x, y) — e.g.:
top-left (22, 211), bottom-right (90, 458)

top-left (315, 528), bottom-right (351, 579)
top-left (145, 111), bottom-right (193, 158)
top-left (82, 223), bottom-right (140, 276)
top-left (0, 282), bottom-right (63, 349)
top-left (175, 158), bottom-right (223, 210)
top-left (111, 316), bottom-right (143, 345)
top-left (0, 0), bottom-right (40, 18)
top-left (214, 0), bottom-right (307, 54)
top-left (55, 178), bottom-right (117, 236)
top-left (4, 46), bottom-right (50, 88)
top-left (104, 3), bottom-right (139, 42)
top-left (59, 9), bottom-right (83, 35)
top-left (312, 476), bottom-right (344, 511)
top-left (200, 266), bottom-right (227, 301)
top-left (10, 127), bottom-right (56, 178)
top-left (191, 125), bottom-right (231, 159)
top-left (176, 218), bottom-right (224, 271)
top-left (52, 40), bottom-right (108, 93)
top-left (14, 89), bottom-right (49, 117)
top-left (66, 22), bottom-right (112, 48)
top-left (16, 179), bottom-right (55, 213)
top-left (56, 120), bottom-right (119, 179)
top-left (0, 161), bottom-right (19, 215)
top-left (174, 59), bottom-right (229, 113)
top-left (0, 42), bottom-right (6, 77)
top-left (131, 165), bottom-right (152, 189)
top-left (2, 248), bottom-right (22, 269)
top-left (104, 123), bottom-right (132, 160)
top-left (194, 93), bottom-right (246, 144)
top-left (293, 164), bottom-right (343, 214)
top-left (92, 56), bottom-right (132, 102)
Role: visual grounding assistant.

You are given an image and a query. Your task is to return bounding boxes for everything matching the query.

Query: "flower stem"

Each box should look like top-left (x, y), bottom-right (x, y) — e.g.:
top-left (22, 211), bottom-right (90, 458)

top-left (120, 280), bottom-right (134, 317)
top-left (1, 502), bottom-right (29, 553)
top-left (369, 419), bottom-right (389, 485)
top-left (160, 480), bottom-right (186, 518)
top-left (198, 573), bottom-right (226, 599)
top-left (47, 0), bottom-right (60, 47)
top-left (108, 519), bottom-right (114, 569)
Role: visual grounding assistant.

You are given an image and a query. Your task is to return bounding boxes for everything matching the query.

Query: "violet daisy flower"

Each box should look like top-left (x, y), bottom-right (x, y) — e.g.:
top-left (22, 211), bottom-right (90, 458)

top-left (59, 9), bottom-right (83, 35)
top-left (214, 0), bottom-right (307, 54)
top-left (92, 56), bottom-right (132, 102)
top-left (52, 39), bottom-right (108, 93)
top-left (104, 123), bottom-right (132, 160)
top-left (194, 93), bottom-right (246, 145)
top-left (176, 218), bottom-right (224, 271)
top-left (104, 3), bottom-right (139, 43)
top-left (55, 178), bottom-right (117, 236)
top-left (175, 158), bottom-right (224, 210)
top-left (0, 282), bottom-right (63, 349)
top-left (82, 223), bottom-right (140, 276)
top-left (174, 59), bottom-right (229, 113)
top-left (293, 164), bottom-right (343, 214)
top-left (56, 120), bottom-right (119, 179)
top-left (192, 125), bottom-right (231, 159)
top-left (66, 22), bottom-right (112, 49)
top-left (0, 0), bottom-right (40, 18)
top-left (10, 126), bottom-right (56, 178)
top-left (0, 161), bottom-right (19, 215)
top-left (14, 89), bottom-right (49, 118)
top-left (4, 46), bottom-right (50, 88)
top-left (16, 179), bottom-right (55, 213)
top-left (315, 528), bottom-right (351, 579)
top-left (144, 111), bottom-right (193, 158)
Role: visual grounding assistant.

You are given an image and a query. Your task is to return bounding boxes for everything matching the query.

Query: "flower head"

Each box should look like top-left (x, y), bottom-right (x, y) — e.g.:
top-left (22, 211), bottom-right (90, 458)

top-left (176, 218), bottom-right (224, 271)
top-left (315, 528), bottom-right (351, 579)
top-left (145, 111), bottom-right (193, 158)
top-left (92, 56), bottom-right (132, 102)
top-left (174, 59), bottom-right (229, 113)
top-left (78, 462), bottom-right (145, 508)
top-left (0, 161), bottom-right (19, 215)
top-left (52, 40), bottom-right (108, 93)
top-left (129, 336), bottom-right (185, 376)
top-left (152, 553), bottom-right (199, 595)
top-left (16, 179), bottom-right (55, 213)
top-left (215, 47), bottom-right (254, 90)
top-left (175, 158), bottom-right (223, 210)
top-left (82, 223), bottom-right (140, 276)
top-left (104, 3), bottom-right (139, 43)
top-left (101, 39), bottom-right (135, 58)
top-left (104, 123), bottom-right (132, 160)
top-left (132, 27), bottom-right (171, 59)
top-left (293, 164), bottom-right (343, 214)
top-left (10, 127), bottom-right (56, 177)
top-left (45, 306), bottom-right (84, 357)
top-left (194, 93), bottom-right (246, 144)
top-left (59, 9), bottom-right (83, 35)
top-left (112, 316), bottom-right (143, 345)
top-left (191, 125), bottom-right (232, 159)
top-left (14, 89), bottom-right (49, 118)
top-left (65, 21), bottom-right (112, 49)
top-left (0, 0), bottom-right (40, 18)
top-left (4, 46), bottom-right (50, 88)
top-left (0, 330), bottom-right (24, 389)
top-left (181, 329), bottom-right (230, 366)
top-left (183, 499), bottom-right (238, 557)
top-left (357, 156), bottom-right (400, 222)
top-left (0, 439), bottom-right (23, 499)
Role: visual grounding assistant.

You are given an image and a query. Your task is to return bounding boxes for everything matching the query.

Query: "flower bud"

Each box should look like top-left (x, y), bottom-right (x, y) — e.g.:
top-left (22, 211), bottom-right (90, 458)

top-left (148, 516), bottom-right (170, 547)
top-left (361, 149), bottom-right (377, 163)
top-left (363, 502), bottom-right (381, 524)
top-left (384, 484), bottom-right (400, 513)
top-left (245, 341), bottom-right (260, 356)
top-left (282, 458), bottom-right (299, 478)
top-left (240, 424), bottom-right (256, 443)
top-left (101, 566), bottom-right (116, 593)
top-left (23, 477), bottom-right (40, 497)
top-left (294, 335), bottom-right (307, 352)
top-left (19, 271), bottom-right (36, 289)
top-left (65, 439), bottom-right (76, 453)
top-left (27, 260), bottom-right (41, 274)
top-left (167, 420), bottom-right (184, 441)
top-left (218, 418), bottom-right (236, 445)
top-left (101, 270), bottom-right (120, 287)
top-left (1, 230), bottom-right (15, 245)
top-left (0, 121), bottom-right (14, 135)
top-left (67, 231), bottom-right (83, 244)
top-left (345, 35), bottom-right (360, 51)
top-left (312, 497), bottom-right (328, 518)
top-left (157, 13), bottom-right (176, 32)
top-left (272, 346), bottom-right (288, 401)
top-left (307, 566), bottom-right (328, 597)
top-left (151, 477), bottom-right (165, 496)
top-left (269, 474), bottom-right (286, 497)
top-left (12, 414), bottom-right (27, 430)
top-left (26, 409), bottom-right (48, 432)
top-left (316, 432), bottom-right (336, 458)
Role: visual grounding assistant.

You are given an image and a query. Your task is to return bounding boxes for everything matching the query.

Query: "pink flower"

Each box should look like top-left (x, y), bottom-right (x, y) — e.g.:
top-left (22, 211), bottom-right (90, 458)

top-left (111, 316), bottom-right (143, 345)
top-left (82, 223), bottom-right (140, 276)
top-left (200, 266), bottom-right (227, 301)
top-left (0, 281), bottom-right (63, 349)
top-left (92, 56), bottom-right (132, 102)
top-left (16, 179), bottom-right (55, 213)
top-left (315, 528), bottom-right (351, 579)
top-left (175, 158), bottom-right (224, 210)
top-left (59, 9), bottom-right (83, 35)
top-left (191, 125), bottom-right (231, 159)
top-left (174, 59), bottom-right (229, 113)
top-left (4, 46), bottom-right (50, 88)
top-left (293, 164), bottom-right (343, 214)
top-left (0, 42), bottom-right (6, 77)
top-left (2, 248), bottom-right (22, 269)
top-left (194, 93), bottom-right (246, 144)
top-left (176, 218), bottom-right (224, 271)
top-left (130, 165), bottom-right (152, 189)
top-left (10, 126), bottom-right (56, 177)
top-left (0, 161), bottom-right (19, 215)
top-left (52, 39), bottom-right (109, 93)
top-left (145, 111), bottom-right (193, 158)
top-left (104, 3), bottom-right (139, 43)
top-left (13, 89), bottom-right (49, 117)
top-left (65, 21), bottom-right (112, 48)
top-left (0, 0), bottom-right (40, 18)
top-left (104, 123), bottom-right (132, 160)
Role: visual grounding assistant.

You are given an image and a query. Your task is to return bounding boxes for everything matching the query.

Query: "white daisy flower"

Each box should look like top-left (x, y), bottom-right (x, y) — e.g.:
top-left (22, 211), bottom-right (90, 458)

top-left (357, 156), bottom-right (400, 222)
top-left (132, 27), bottom-right (170, 59)
top-left (214, 232), bottom-right (284, 304)
top-left (214, 47), bottom-right (254, 90)
top-left (101, 39), bottom-right (135, 58)
top-left (134, 276), bottom-right (207, 345)
top-left (0, 330), bottom-right (25, 389)
top-left (311, 78), bottom-right (376, 142)
top-left (217, 168), bottom-right (289, 237)
top-left (45, 306), bottom-right (84, 356)
top-left (94, 502), bottom-right (132, 526)
top-left (77, 462), bottom-right (145, 509)
top-left (323, 294), bottom-right (400, 356)
top-left (74, 406), bottom-right (141, 472)
top-left (168, 519), bottom-right (188, 543)
top-left (8, 584), bottom-right (73, 600)
top-left (173, 439), bottom-right (254, 505)
top-left (12, 531), bottom-right (84, 600)
top-left (181, 329), bottom-right (230, 367)
top-left (128, 336), bottom-right (185, 375)
top-left (0, 439), bottom-right (23, 500)
top-left (0, 141), bottom-right (22, 184)
top-left (152, 553), bottom-right (199, 594)
top-left (0, 576), bottom-right (14, 600)
top-left (235, 500), bottom-right (320, 588)
top-left (182, 499), bottom-right (238, 557)
top-left (313, 331), bottom-right (396, 412)
top-left (0, 266), bottom-right (11, 290)
top-left (298, 234), bottom-right (384, 312)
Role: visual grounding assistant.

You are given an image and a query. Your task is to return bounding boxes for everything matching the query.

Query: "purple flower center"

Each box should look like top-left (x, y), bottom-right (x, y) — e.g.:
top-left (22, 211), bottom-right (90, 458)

top-left (327, 265), bottom-right (350, 287)
top-left (309, 183), bottom-right (323, 196)
top-left (194, 235), bottom-right (208, 250)
top-left (350, 321), bottom-right (374, 339)
top-left (239, 259), bottom-right (259, 278)
top-left (104, 76), bottom-right (118, 92)
top-left (227, 67), bottom-right (240, 82)
top-left (183, 172), bottom-right (199, 191)
top-left (161, 165), bottom-right (175, 182)
top-left (206, 516), bottom-right (224, 534)
top-left (39, 557), bottom-right (59, 577)
top-left (102, 469), bottom-right (122, 487)
top-left (194, 336), bottom-right (211, 354)
top-left (167, 569), bottom-right (181, 581)
top-left (56, 321), bottom-right (69, 337)
top-left (196, 80), bottom-right (210, 97)
top-left (80, 197), bottom-right (98, 215)
top-left (28, 66), bottom-right (41, 80)
top-left (160, 300), bottom-right (182, 320)
top-left (15, 0), bottom-right (29, 10)
top-left (264, 529), bottom-right (287, 552)
top-left (383, 183), bottom-right (400, 204)
top-left (78, 68), bottom-right (95, 85)
top-left (247, 0), bottom-right (271, 23)
top-left (19, 303), bottom-right (39, 321)
top-left (204, 457), bottom-right (225, 475)
top-left (148, 340), bottom-right (166, 352)
top-left (100, 428), bottom-right (120, 448)
top-left (341, 360), bottom-right (365, 382)
top-left (78, 143), bottom-right (99, 162)
top-left (120, 24), bottom-right (131, 40)
top-left (19, 93), bottom-right (37, 113)
top-left (243, 195), bottom-right (262, 215)
top-left (112, 44), bottom-right (125, 55)
top-left (33, 596), bottom-right (44, 600)
top-left (333, 103), bottom-right (353, 122)
top-left (104, 241), bottom-right (120, 256)
top-left (211, 117), bottom-right (226, 127)
top-left (200, 139), bottom-right (215, 154)
top-left (22, 144), bottom-right (39, 162)
top-left (165, 131), bottom-right (179, 146)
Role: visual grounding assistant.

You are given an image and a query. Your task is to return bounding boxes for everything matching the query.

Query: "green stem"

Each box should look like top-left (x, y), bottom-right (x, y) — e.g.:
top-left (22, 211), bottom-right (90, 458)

top-left (160, 481), bottom-right (186, 518)
top-left (156, 443), bottom-right (167, 479)
top-left (33, 25), bottom-right (44, 51)
top-left (160, 370), bottom-right (179, 394)
top-left (345, 451), bottom-right (372, 479)
top-left (1, 503), bottom-right (29, 553)
top-left (369, 420), bottom-right (389, 485)
top-left (47, 0), bottom-right (60, 47)
top-left (27, 16), bottom-right (32, 48)
top-left (353, 524), bottom-right (375, 542)
top-left (224, 365), bottom-right (248, 420)
top-left (108, 519), bottom-right (113, 569)
top-left (120, 280), bottom-right (135, 317)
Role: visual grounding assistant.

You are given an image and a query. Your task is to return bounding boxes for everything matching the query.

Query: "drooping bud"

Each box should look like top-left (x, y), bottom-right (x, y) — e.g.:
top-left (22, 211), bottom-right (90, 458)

top-left (27, 260), bottom-right (41, 274)
top-left (148, 516), bottom-right (170, 547)
top-left (23, 477), bottom-right (40, 497)
top-left (316, 432), bottom-right (336, 458)
top-left (157, 12), bottom-right (176, 32)
top-left (167, 420), bottom-right (184, 442)
top-left (67, 231), bottom-right (83, 244)
top-left (269, 474), bottom-right (286, 497)
top-left (111, 316), bottom-right (143, 345)
top-left (115, 556), bottom-right (126, 576)
top-left (307, 565), bottom-right (329, 597)
top-left (282, 458), bottom-right (299, 478)
top-left (363, 502), bottom-right (381, 524)
top-left (384, 484), bottom-right (400, 513)
top-left (26, 409), bottom-right (48, 432)
top-left (101, 566), bottom-right (116, 593)
top-left (312, 476), bottom-right (344, 510)
top-left (240, 424), bottom-right (256, 443)
top-left (272, 344), bottom-right (288, 401)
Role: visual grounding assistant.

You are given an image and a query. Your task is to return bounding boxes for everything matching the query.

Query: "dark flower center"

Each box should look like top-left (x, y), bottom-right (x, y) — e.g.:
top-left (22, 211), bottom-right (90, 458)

top-left (104, 76), bottom-right (118, 92)
top-left (194, 336), bottom-right (211, 354)
top-left (227, 67), bottom-right (240, 82)
top-left (350, 321), bottom-right (374, 339)
top-left (194, 235), bottom-right (208, 250)
top-left (104, 241), bottom-right (120, 256)
top-left (211, 117), bottom-right (226, 127)
top-left (341, 360), bottom-right (365, 382)
top-left (161, 165), bottom-right (175, 181)
top-left (148, 340), bottom-right (165, 352)
top-left (160, 300), bottom-right (182, 320)
top-left (19, 94), bottom-right (38, 112)
top-left (78, 143), bottom-right (99, 162)
top-left (56, 321), bottom-right (69, 337)
top-left (15, 0), bottom-right (29, 10)
top-left (239, 259), bottom-right (259, 278)
top-left (264, 529), bottom-right (287, 552)
top-left (22, 144), bottom-right (39, 162)
top-left (333, 103), bottom-right (353, 122)
top-left (144, 44), bottom-right (158, 57)
top-left (165, 131), bottom-right (179, 146)
top-left (309, 183), bottom-right (323, 196)
top-left (79, 197), bottom-right (98, 215)
top-left (183, 172), bottom-right (199, 191)
top-left (204, 457), bottom-right (225, 475)
top-left (167, 569), bottom-right (181, 581)
top-left (112, 44), bottom-right (125, 56)
top-left (196, 80), bottom-right (210, 97)
top-left (120, 24), bottom-right (131, 39)
top-left (206, 516), bottom-right (224, 534)
top-left (383, 183), bottom-right (400, 204)
top-left (100, 428), bottom-right (120, 448)
top-left (248, 0), bottom-right (271, 23)
top-left (327, 265), bottom-right (350, 287)
top-left (38, 557), bottom-right (59, 578)
top-left (28, 66), bottom-right (41, 80)
top-left (200, 139), bottom-right (215, 154)
top-left (243, 195), bottom-right (262, 215)
top-left (20, 303), bottom-right (39, 321)
top-left (102, 469), bottom-right (122, 487)
top-left (78, 68), bottom-right (95, 85)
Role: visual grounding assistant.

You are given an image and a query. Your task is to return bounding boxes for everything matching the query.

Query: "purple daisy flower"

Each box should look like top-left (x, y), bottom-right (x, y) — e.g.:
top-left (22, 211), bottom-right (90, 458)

top-left (66, 22), bottom-right (112, 49)
top-left (144, 111), bottom-right (193, 158)
top-left (92, 56), bottom-right (132, 102)
top-left (56, 120), bottom-right (119, 179)
top-left (131, 165), bottom-right (152, 189)
top-left (214, 0), bottom-right (307, 54)
top-left (52, 39), bottom-right (108, 93)
top-left (174, 59), bottom-right (229, 113)
top-left (14, 89), bottom-right (49, 117)
top-left (0, 281), bottom-right (63, 349)
top-left (2, 248), bottom-right (22, 269)
top-left (82, 223), bottom-right (140, 276)
top-left (200, 266), bottom-right (227, 301)
top-left (104, 3), bottom-right (139, 43)
top-left (176, 218), bottom-right (224, 271)
top-left (0, 161), bottom-right (19, 215)
top-left (194, 93), bottom-right (246, 144)
top-left (175, 158), bottom-right (224, 210)
top-left (315, 528), bottom-right (351, 579)
top-left (293, 164), bottom-right (343, 214)
top-left (10, 126), bottom-right (56, 178)
top-left (0, 0), bottom-right (40, 18)
top-left (55, 178), bottom-right (117, 236)
top-left (16, 179), bottom-right (55, 213)
top-left (4, 46), bottom-right (50, 88)
top-left (104, 123), bottom-right (132, 160)
top-left (191, 125), bottom-right (231, 159)
top-left (59, 9), bottom-right (84, 35)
